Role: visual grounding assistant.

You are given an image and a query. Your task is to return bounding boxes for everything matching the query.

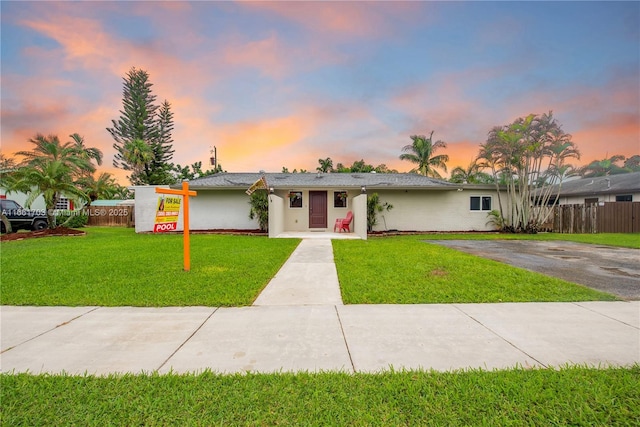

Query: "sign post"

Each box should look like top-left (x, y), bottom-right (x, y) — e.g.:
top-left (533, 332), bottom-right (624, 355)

top-left (155, 182), bottom-right (197, 271)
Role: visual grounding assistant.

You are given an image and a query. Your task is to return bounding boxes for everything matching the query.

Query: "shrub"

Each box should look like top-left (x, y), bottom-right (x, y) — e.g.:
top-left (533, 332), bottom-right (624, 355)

top-left (55, 210), bottom-right (88, 228)
top-left (248, 190), bottom-right (269, 231)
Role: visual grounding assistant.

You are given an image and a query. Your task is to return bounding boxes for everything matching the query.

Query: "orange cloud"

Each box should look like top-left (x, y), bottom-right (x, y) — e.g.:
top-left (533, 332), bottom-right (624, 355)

top-left (207, 114), bottom-right (318, 172)
top-left (572, 114), bottom-right (640, 163)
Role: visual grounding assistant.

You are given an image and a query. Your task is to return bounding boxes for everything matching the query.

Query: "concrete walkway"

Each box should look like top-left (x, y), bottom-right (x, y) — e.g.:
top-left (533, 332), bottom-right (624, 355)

top-left (253, 239), bottom-right (343, 306)
top-left (1, 238), bottom-right (639, 375)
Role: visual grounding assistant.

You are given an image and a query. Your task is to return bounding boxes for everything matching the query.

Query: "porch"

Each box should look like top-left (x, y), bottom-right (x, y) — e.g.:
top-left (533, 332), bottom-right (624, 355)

top-left (273, 231), bottom-right (362, 239)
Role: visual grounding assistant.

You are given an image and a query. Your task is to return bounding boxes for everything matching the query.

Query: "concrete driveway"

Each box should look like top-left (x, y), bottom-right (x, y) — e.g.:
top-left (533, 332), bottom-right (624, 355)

top-left (428, 240), bottom-right (640, 300)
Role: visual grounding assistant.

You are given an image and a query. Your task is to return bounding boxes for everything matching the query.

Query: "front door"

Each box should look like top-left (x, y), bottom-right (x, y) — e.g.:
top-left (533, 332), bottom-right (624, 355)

top-left (309, 191), bottom-right (327, 229)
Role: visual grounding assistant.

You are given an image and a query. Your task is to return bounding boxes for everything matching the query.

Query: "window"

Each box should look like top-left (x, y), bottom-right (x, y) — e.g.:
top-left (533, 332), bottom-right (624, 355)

top-left (585, 198), bottom-right (598, 205)
top-left (55, 197), bottom-right (71, 210)
top-left (616, 195), bottom-right (632, 202)
top-left (334, 191), bottom-right (348, 208)
top-left (288, 191), bottom-right (302, 208)
top-left (470, 196), bottom-right (492, 211)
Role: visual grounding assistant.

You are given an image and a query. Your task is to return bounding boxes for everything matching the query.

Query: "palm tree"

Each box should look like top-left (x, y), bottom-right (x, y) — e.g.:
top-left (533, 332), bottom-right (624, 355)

top-left (0, 153), bottom-right (18, 233)
top-left (449, 162), bottom-right (493, 184)
top-left (578, 155), bottom-right (626, 177)
top-left (69, 133), bottom-right (103, 174)
top-left (122, 139), bottom-right (154, 185)
top-left (623, 155), bottom-right (640, 172)
top-left (78, 172), bottom-right (120, 204)
top-left (316, 157), bottom-right (333, 173)
top-left (15, 134), bottom-right (95, 176)
top-left (7, 134), bottom-right (97, 228)
top-left (399, 131), bottom-right (449, 178)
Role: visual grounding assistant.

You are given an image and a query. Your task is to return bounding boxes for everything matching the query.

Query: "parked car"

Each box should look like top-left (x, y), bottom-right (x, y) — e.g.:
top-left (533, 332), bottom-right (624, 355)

top-left (0, 199), bottom-right (48, 233)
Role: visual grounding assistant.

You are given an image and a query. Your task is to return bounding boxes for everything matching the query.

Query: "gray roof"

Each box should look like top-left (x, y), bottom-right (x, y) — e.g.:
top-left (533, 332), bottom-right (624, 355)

top-left (179, 172), bottom-right (460, 190)
top-left (551, 172), bottom-right (640, 197)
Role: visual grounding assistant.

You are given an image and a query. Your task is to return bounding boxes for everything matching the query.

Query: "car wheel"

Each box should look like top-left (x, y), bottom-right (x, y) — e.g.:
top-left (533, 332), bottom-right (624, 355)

top-left (32, 219), bottom-right (48, 230)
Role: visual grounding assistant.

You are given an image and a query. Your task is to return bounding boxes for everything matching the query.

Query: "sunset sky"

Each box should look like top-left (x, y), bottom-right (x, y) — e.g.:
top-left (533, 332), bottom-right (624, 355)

top-left (2, 1), bottom-right (638, 184)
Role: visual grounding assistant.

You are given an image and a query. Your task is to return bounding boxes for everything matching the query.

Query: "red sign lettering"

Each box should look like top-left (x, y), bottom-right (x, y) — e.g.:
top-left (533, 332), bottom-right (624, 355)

top-left (154, 222), bottom-right (177, 232)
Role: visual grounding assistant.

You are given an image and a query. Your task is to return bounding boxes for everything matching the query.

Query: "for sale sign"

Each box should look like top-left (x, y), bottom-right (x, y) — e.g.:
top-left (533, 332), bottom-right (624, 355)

top-left (154, 196), bottom-right (181, 232)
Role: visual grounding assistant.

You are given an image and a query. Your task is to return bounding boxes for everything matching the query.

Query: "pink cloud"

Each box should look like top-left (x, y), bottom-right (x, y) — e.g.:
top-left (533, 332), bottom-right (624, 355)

top-left (220, 33), bottom-right (291, 79)
top-left (244, 2), bottom-right (424, 39)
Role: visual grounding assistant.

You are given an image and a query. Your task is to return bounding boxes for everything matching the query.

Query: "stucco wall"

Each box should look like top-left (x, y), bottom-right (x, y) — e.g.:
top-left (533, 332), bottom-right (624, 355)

top-left (133, 185), bottom-right (259, 233)
top-left (558, 192), bottom-right (640, 205)
top-left (268, 194), bottom-right (284, 237)
top-left (133, 185), bottom-right (171, 232)
top-left (134, 186), bottom-right (506, 234)
top-left (1, 191), bottom-right (49, 210)
top-left (275, 189), bottom-right (359, 232)
top-left (352, 194), bottom-right (367, 239)
top-left (370, 189), bottom-right (503, 232)
top-left (190, 190), bottom-right (257, 230)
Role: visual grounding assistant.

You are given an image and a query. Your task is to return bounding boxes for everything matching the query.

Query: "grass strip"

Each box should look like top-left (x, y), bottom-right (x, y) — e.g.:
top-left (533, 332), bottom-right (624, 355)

top-left (0, 227), bottom-right (299, 306)
top-left (334, 236), bottom-right (618, 304)
top-left (418, 232), bottom-right (640, 249)
top-left (2, 366), bottom-right (638, 426)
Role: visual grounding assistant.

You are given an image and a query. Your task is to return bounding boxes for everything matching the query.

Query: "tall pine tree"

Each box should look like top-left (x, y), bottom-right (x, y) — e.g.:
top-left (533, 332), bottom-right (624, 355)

top-left (147, 100), bottom-right (176, 184)
top-left (107, 67), bottom-right (175, 185)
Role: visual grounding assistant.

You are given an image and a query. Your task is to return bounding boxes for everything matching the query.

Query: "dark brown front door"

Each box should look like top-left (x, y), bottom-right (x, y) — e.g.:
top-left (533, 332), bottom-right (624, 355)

top-left (309, 191), bottom-right (327, 228)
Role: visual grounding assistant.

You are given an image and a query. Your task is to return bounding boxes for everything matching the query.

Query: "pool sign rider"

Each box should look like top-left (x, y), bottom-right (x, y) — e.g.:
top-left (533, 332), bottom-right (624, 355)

top-left (155, 182), bottom-right (198, 271)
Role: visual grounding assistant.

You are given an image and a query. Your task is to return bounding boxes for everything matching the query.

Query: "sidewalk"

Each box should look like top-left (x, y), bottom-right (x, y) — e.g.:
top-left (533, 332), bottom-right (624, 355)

top-left (1, 239), bottom-right (639, 375)
top-left (2, 302), bottom-right (638, 375)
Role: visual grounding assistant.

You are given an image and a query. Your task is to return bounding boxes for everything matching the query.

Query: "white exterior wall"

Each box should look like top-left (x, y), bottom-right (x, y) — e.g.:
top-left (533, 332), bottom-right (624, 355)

top-left (134, 186), bottom-right (506, 234)
top-left (276, 189), bottom-right (362, 232)
top-left (133, 185), bottom-right (171, 232)
top-left (558, 192), bottom-right (640, 205)
top-left (1, 190), bottom-right (47, 210)
top-left (268, 194), bottom-right (285, 237)
top-left (190, 190), bottom-right (257, 230)
top-left (352, 194), bottom-right (367, 239)
top-left (134, 185), bottom-right (258, 233)
top-left (371, 189), bottom-right (503, 232)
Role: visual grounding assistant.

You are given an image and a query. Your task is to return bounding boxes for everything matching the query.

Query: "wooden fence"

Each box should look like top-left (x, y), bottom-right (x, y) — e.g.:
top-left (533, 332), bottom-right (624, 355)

top-left (551, 202), bottom-right (640, 234)
top-left (86, 206), bottom-right (135, 227)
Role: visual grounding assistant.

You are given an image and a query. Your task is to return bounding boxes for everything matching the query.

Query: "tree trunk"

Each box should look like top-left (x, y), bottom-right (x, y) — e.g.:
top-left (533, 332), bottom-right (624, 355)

top-left (1, 213), bottom-right (12, 233)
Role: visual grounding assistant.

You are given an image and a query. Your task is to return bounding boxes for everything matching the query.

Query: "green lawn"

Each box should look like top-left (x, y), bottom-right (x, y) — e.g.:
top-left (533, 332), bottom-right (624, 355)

top-left (2, 366), bottom-right (638, 426)
top-left (333, 235), bottom-right (619, 304)
top-left (2, 229), bottom-right (636, 424)
top-left (2, 228), bottom-right (624, 306)
top-left (0, 227), bottom-right (300, 306)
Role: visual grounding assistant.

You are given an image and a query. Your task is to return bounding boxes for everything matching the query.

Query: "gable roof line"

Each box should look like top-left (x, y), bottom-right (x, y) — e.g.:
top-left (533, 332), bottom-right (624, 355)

top-left (176, 172), bottom-right (463, 191)
top-left (548, 172), bottom-right (640, 197)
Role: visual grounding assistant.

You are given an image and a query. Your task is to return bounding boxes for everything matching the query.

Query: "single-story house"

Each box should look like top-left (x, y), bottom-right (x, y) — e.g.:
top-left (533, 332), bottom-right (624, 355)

top-left (133, 172), bottom-right (505, 239)
top-left (550, 172), bottom-right (640, 205)
top-left (0, 191), bottom-right (74, 210)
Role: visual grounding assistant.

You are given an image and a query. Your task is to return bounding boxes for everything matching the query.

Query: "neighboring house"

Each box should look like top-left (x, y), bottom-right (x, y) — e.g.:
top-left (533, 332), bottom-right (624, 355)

top-left (0, 189), bottom-right (78, 210)
top-left (0, 190), bottom-right (47, 210)
top-left (550, 172), bottom-right (640, 205)
top-left (133, 172), bottom-right (505, 239)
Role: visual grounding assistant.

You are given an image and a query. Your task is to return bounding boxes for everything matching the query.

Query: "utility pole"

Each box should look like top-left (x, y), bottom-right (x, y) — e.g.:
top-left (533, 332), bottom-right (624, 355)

top-left (210, 146), bottom-right (217, 170)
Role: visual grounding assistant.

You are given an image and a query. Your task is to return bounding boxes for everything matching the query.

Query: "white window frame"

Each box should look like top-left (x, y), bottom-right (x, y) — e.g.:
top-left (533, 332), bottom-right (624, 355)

top-left (333, 191), bottom-right (348, 209)
top-left (470, 195), bottom-right (492, 212)
top-left (288, 191), bottom-right (303, 209)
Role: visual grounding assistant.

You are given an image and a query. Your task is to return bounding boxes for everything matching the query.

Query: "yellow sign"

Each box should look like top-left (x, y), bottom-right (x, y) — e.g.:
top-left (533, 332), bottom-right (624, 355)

top-left (155, 182), bottom-right (198, 271)
top-left (154, 196), bottom-right (181, 232)
top-left (245, 176), bottom-right (268, 195)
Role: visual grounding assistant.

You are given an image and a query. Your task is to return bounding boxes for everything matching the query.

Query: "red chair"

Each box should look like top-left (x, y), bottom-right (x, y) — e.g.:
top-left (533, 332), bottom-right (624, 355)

top-left (334, 211), bottom-right (353, 232)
